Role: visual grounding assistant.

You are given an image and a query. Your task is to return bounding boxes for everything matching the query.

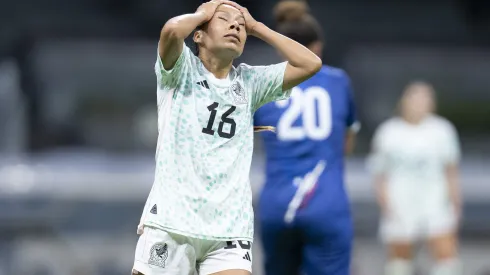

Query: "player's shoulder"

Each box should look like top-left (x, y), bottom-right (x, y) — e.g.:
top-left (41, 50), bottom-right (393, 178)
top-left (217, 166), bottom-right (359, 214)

top-left (426, 115), bottom-right (457, 133)
top-left (174, 42), bottom-right (201, 70)
top-left (233, 63), bottom-right (257, 86)
top-left (181, 42), bottom-right (196, 56)
top-left (235, 62), bottom-right (284, 72)
top-left (376, 117), bottom-right (403, 134)
top-left (235, 63), bottom-right (259, 79)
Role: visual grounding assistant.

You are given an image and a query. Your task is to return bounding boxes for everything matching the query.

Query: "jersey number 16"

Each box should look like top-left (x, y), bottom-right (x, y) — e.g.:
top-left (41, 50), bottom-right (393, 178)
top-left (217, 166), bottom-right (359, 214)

top-left (276, 86), bottom-right (332, 141)
top-left (202, 102), bottom-right (236, 139)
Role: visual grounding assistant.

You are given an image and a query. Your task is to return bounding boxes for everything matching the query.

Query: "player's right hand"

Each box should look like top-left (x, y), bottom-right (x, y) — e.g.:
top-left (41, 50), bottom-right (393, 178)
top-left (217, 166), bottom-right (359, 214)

top-left (196, 0), bottom-right (224, 22)
top-left (222, 1), bottom-right (259, 35)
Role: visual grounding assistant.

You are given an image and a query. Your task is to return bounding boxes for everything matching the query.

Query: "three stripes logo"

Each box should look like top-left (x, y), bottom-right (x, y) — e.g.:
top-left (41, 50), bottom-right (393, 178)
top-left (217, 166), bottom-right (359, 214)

top-left (197, 80), bottom-right (210, 89)
top-left (242, 252), bottom-right (251, 261)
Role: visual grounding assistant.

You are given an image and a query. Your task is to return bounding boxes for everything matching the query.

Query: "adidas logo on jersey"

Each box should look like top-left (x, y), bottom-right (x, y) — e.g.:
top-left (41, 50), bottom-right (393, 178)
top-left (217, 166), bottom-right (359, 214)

top-left (197, 80), bottom-right (210, 89)
top-left (242, 252), bottom-right (251, 261)
top-left (150, 204), bottom-right (158, 214)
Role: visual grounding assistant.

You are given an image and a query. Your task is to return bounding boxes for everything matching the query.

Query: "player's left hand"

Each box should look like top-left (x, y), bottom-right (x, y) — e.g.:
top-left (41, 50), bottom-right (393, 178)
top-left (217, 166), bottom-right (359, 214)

top-left (223, 1), bottom-right (259, 35)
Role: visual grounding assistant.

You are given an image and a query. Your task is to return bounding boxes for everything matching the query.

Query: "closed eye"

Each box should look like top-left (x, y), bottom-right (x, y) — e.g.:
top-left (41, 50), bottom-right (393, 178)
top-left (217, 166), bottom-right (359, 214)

top-left (218, 17), bottom-right (228, 21)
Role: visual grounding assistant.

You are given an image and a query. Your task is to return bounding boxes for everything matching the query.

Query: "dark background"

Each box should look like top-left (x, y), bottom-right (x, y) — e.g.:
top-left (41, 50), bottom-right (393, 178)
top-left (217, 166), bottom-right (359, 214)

top-left (0, 0), bottom-right (489, 274)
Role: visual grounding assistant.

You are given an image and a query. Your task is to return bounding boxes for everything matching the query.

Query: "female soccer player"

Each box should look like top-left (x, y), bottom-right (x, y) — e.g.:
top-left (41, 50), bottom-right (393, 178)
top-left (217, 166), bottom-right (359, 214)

top-left (254, 1), bottom-right (359, 275)
top-left (368, 81), bottom-right (462, 275)
top-left (131, 1), bottom-right (321, 274)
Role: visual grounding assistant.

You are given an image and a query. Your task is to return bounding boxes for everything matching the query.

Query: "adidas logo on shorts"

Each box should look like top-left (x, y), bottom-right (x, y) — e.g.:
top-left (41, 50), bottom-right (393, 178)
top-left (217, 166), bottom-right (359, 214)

top-left (242, 252), bottom-right (251, 261)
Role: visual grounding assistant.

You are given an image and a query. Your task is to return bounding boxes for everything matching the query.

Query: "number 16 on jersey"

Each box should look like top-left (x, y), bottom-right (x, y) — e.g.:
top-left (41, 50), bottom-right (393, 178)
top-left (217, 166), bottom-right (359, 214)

top-left (202, 102), bottom-right (237, 139)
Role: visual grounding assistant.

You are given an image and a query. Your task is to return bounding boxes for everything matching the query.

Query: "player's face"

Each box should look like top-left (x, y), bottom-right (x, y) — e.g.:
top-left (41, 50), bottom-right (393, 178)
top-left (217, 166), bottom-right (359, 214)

top-left (200, 4), bottom-right (247, 59)
top-left (401, 84), bottom-right (435, 121)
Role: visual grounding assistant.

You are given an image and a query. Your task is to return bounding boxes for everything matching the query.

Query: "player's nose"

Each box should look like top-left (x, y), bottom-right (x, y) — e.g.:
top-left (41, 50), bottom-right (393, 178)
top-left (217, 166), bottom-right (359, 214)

top-left (229, 22), bottom-right (241, 33)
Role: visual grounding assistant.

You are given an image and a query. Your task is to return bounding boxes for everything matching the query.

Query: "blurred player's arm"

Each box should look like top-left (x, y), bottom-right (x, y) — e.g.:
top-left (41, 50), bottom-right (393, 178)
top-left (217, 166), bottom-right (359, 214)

top-left (345, 129), bottom-right (357, 155)
top-left (374, 173), bottom-right (389, 216)
top-left (344, 74), bottom-right (360, 155)
top-left (344, 120), bottom-right (360, 155)
top-left (158, 1), bottom-right (222, 69)
top-left (226, 1), bottom-right (322, 91)
top-left (444, 122), bottom-right (463, 221)
top-left (253, 23), bottom-right (322, 90)
top-left (446, 163), bottom-right (462, 221)
top-left (367, 125), bottom-right (390, 215)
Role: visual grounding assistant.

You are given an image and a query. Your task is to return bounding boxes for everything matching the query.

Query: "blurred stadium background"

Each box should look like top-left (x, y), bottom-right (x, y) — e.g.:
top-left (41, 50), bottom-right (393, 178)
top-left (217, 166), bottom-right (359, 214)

top-left (1, 0), bottom-right (489, 274)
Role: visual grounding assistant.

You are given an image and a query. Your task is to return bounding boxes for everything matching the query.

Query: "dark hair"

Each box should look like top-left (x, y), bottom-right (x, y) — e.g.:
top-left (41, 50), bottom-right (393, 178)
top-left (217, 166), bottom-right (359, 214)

top-left (273, 0), bottom-right (323, 47)
top-left (193, 23), bottom-right (206, 56)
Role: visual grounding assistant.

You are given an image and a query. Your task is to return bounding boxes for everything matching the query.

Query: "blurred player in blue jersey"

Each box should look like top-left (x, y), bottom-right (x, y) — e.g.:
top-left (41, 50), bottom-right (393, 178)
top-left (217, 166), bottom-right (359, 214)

top-left (254, 1), bottom-right (360, 275)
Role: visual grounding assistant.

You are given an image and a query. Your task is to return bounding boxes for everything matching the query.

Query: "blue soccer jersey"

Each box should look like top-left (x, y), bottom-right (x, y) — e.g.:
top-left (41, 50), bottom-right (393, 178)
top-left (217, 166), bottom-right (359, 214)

top-left (254, 65), bottom-right (359, 275)
top-left (255, 65), bottom-right (358, 210)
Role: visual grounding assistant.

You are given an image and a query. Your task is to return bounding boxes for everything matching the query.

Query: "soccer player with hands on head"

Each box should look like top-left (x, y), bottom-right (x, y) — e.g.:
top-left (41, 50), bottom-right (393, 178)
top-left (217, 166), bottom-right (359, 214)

top-left (131, 1), bottom-right (321, 275)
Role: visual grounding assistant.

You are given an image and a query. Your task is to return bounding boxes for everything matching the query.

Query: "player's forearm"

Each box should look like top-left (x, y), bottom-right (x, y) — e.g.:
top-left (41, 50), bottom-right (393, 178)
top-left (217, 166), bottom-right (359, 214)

top-left (446, 164), bottom-right (462, 210)
top-left (252, 23), bottom-right (322, 75)
top-left (374, 174), bottom-right (389, 213)
top-left (162, 12), bottom-right (208, 41)
top-left (344, 130), bottom-right (356, 155)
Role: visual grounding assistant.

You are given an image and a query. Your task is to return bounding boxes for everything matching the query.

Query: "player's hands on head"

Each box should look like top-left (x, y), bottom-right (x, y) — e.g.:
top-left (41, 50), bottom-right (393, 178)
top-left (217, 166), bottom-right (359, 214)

top-left (196, 0), bottom-right (225, 22)
top-left (222, 1), bottom-right (259, 35)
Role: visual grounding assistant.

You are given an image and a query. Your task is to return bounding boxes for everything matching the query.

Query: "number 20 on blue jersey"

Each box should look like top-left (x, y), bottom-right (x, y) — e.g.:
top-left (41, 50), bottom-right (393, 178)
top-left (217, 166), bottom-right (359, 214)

top-left (276, 86), bottom-right (332, 141)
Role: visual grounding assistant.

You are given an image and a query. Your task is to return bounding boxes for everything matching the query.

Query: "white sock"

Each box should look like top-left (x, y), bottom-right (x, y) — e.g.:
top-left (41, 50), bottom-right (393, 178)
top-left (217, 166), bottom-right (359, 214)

top-left (385, 259), bottom-right (414, 275)
top-left (431, 258), bottom-right (462, 275)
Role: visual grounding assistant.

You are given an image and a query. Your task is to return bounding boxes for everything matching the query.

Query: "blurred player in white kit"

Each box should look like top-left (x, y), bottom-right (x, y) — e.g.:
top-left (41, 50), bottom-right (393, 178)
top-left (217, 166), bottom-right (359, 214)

top-left (130, 0), bottom-right (321, 274)
top-left (368, 81), bottom-right (463, 275)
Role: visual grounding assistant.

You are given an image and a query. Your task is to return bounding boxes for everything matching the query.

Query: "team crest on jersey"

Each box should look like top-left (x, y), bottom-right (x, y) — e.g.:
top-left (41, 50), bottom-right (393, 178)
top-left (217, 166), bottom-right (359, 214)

top-left (229, 82), bottom-right (247, 104)
top-left (148, 242), bottom-right (168, 268)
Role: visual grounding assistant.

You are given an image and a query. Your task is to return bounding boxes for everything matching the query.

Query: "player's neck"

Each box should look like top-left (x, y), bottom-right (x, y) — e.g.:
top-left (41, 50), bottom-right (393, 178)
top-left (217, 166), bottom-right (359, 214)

top-left (403, 114), bottom-right (426, 125)
top-left (199, 50), bottom-right (233, 79)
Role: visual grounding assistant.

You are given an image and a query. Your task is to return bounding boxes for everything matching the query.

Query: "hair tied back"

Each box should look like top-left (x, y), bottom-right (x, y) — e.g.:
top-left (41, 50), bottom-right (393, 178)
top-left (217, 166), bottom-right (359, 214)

top-left (273, 0), bottom-right (310, 24)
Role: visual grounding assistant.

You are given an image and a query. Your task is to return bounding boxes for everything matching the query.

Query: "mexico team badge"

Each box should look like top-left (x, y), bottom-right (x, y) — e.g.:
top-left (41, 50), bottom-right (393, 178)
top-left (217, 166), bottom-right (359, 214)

top-left (230, 82), bottom-right (247, 105)
top-left (148, 243), bottom-right (168, 268)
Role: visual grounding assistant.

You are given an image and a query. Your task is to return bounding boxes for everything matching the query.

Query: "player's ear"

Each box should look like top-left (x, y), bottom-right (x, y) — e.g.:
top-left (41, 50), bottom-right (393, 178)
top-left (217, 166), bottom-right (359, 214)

top-left (193, 30), bottom-right (202, 44)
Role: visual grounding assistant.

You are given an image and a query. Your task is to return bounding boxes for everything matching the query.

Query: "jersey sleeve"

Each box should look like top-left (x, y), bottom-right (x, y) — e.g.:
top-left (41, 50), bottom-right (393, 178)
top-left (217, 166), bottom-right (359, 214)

top-left (155, 43), bottom-right (192, 90)
top-left (442, 122), bottom-right (461, 165)
top-left (248, 62), bottom-right (292, 111)
top-left (366, 123), bottom-right (389, 175)
top-left (343, 74), bottom-right (361, 133)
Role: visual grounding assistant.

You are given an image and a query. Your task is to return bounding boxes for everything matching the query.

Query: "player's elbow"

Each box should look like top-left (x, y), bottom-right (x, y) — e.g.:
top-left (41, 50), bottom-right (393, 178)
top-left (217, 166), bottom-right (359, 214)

top-left (304, 56), bottom-right (322, 77)
top-left (161, 20), bottom-right (183, 42)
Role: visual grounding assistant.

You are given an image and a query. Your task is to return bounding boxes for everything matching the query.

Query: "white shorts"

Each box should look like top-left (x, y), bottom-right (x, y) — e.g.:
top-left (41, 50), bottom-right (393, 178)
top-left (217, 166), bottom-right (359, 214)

top-left (379, 202), bottom-right (457, 243)
top-left (132, 226), bottom-right (253, 275)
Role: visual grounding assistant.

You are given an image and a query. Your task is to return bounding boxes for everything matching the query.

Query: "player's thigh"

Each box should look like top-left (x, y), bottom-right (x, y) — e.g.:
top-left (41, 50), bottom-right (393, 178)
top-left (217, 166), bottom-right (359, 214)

top-left (424, 204), bottom-right (459, 260)
top-left (302, 221), bottom-right (352, 275)
top-left (427, 232), bottom-right (458, 261)
top-left (386, 242), bottom-right (414, 260)
top-left (379, 205), bottom-right (419, 259)
top-left (132, 227), bottom-right (197, 275)
top-left (198, 240), bottom-right (253, 275)
top-left (427, 209), bottom-right (458, 257)
top-left (380, 219), bottom-right (415, 260)
top-left (260, 224), bottom-right (303, 275)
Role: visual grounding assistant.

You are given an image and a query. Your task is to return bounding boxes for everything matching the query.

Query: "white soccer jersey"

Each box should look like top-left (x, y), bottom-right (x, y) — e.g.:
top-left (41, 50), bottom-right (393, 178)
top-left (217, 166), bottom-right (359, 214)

top-left (368, 115), bottom-right (461, 209)
top-left (138, 44), bottom-right (291, 241)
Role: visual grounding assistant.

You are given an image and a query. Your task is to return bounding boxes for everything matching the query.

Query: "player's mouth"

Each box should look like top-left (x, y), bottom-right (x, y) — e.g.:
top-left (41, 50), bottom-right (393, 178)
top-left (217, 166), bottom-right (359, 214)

top-left (224, 33), bottom-right (240, 43)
